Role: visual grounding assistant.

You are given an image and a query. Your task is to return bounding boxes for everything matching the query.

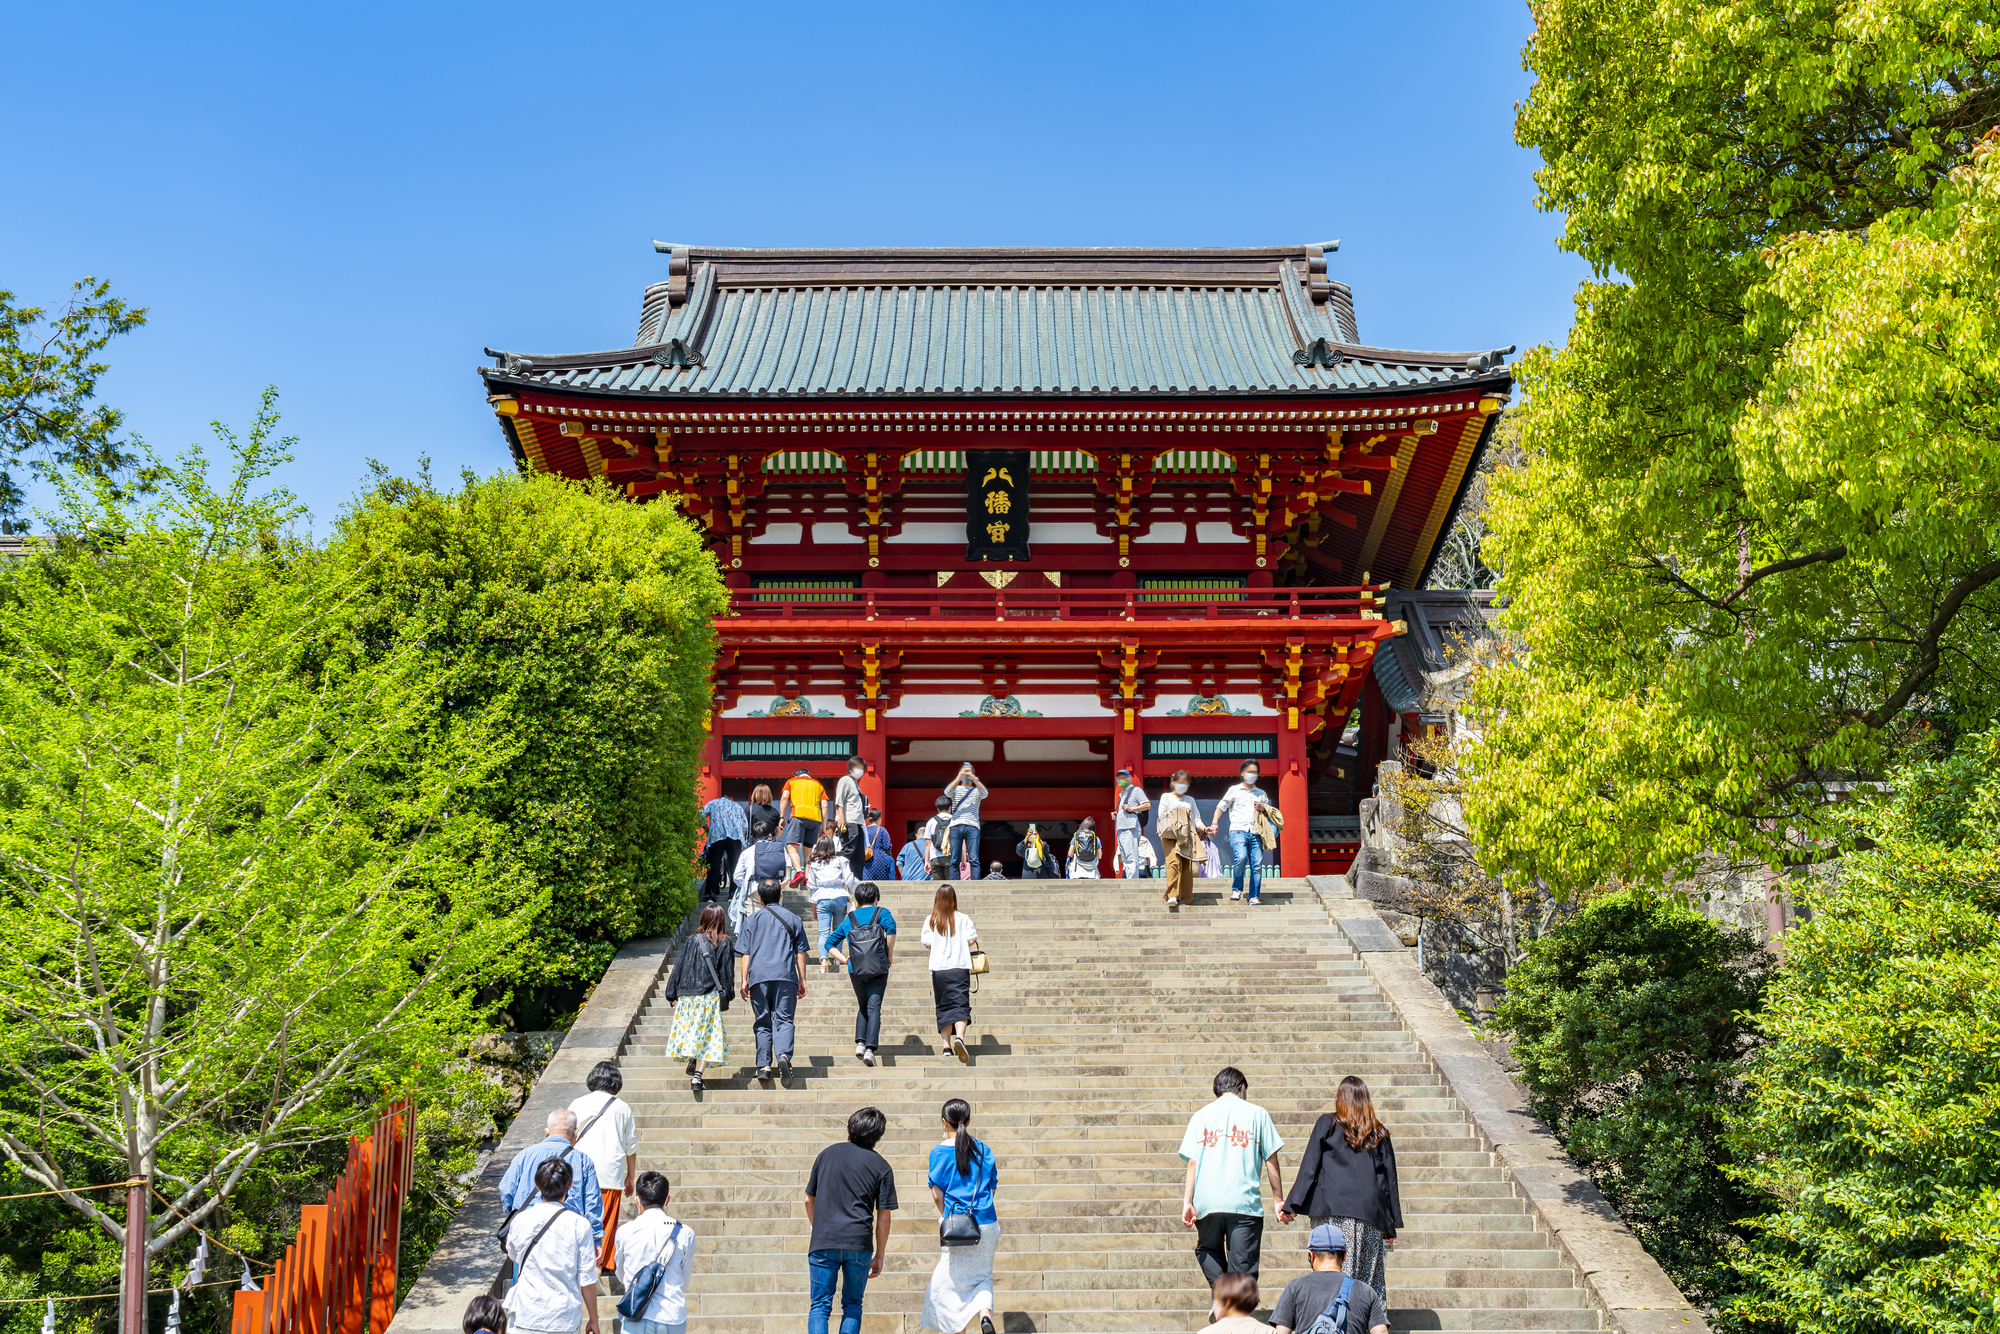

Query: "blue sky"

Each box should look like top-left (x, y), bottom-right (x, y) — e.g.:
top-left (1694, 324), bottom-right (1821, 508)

top-left (4, 2), bottom-right (1584, 528)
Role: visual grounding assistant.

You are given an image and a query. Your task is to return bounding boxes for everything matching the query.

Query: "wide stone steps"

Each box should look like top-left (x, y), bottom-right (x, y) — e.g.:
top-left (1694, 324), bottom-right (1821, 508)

top-left (628, 877), bottom-right (1593, 1333)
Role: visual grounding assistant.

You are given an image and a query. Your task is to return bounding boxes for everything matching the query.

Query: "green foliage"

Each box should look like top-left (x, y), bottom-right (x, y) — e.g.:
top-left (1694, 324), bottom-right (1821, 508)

top-left (333, 466), bottom-right (727, 992)
top-left (1471, 1), bottom-right (2000, 893)
top-left (1495, 891), bottom-right (1771, 1303)
top-left (1727, 731), bottom-right (2000, 1334)
top-left (0, 391), bottom-right (532, 1308)
top-left (0, 280), bottom-right (150, 528)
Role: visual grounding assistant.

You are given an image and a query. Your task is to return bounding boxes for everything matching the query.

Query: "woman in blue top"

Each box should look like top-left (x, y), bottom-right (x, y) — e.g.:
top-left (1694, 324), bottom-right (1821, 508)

top-left (922, 1098), bottom-right (999, 1334)
top-left (824, 881), bottom-right (897, 1067)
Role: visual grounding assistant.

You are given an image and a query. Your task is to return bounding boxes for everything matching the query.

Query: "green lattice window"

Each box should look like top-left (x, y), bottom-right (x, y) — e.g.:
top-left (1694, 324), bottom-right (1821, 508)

top-left (1144, 734), bottom-right (1274, 759)
top-left (723, 736), bottom-right (857, 761)
top-left (1139, 576), bottom-right (1247, 602)
top-left (751, 578), bottom-right (859, 602)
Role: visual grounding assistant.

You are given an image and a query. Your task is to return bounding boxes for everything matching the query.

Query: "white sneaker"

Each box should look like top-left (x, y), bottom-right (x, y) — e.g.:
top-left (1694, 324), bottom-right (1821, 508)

top-left (1230, 890), bottom-right (1241, 901)
top-left (861, 1048), bottom-right (878, 1067)
top-left (855, 1041), bottom-right (866, 1059)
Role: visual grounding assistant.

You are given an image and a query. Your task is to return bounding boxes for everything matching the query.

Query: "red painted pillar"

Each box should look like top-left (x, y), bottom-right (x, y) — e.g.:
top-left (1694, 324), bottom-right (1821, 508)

top-left (1112, 708), bottom-right (1143, 875)
top-left (697, 726), bottom-right (722, 804)
top-left (858, 714), bottom-right (887, 812)
top-left (1278, 722), bottom-right (1310, 879)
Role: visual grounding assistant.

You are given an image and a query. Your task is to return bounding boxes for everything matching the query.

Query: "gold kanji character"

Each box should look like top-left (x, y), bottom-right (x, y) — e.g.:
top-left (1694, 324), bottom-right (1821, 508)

top-left (986, 521), bottom-right (1009, 543)
top-left (984, 490), bottom-right (1011, 515)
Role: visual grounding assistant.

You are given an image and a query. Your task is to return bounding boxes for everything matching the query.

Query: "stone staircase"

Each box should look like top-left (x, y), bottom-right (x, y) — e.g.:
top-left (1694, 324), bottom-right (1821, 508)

top-left (618, 878), bottom-right (1600, 1334)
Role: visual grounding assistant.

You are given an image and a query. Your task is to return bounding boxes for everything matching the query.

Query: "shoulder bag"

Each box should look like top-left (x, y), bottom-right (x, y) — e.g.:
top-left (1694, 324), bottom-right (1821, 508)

top-left (1301, 1274), bottom-right (1356, 1334)
top-left (498, 1206), bottom-right (570, 1306)
top-left (615, 1219), bottom-right (686, 1320)
top-left (940, 1210), bottom-right (982, 1246)
top-left (693, 936), bottom-right (731, 1011)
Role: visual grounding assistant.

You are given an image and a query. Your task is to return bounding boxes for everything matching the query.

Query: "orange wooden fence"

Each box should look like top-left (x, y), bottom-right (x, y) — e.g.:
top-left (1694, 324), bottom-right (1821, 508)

top-left (232, 1101), bottom-right (416, 1334)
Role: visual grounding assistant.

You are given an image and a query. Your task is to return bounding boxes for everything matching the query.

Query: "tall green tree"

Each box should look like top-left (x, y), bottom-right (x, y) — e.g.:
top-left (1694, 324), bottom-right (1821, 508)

top-left (1728, 730), bottom-right (2000, 1334)
top-left (1471, 1), bottom-right (2000, 892)
top-left (334, 467), bottom-right (727, 995)
top-left (1494, 891), bottom-right (1771, 1305)
top-left (0, 280), bottom-right (149, 529)
top-left (0, 396), bottom-right (529, 1331)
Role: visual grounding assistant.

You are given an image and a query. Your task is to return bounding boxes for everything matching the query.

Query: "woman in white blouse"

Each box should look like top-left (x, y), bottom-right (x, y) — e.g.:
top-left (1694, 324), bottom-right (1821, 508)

top-left (920, 884), bottom-right (979, 1064)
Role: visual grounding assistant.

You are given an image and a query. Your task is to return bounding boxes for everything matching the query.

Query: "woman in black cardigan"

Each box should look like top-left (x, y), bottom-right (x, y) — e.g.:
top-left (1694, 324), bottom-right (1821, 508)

top-left (663, 905), bottom-right (736, 1095)
top-left (1279, 1076), bottom-right (1404, 1302)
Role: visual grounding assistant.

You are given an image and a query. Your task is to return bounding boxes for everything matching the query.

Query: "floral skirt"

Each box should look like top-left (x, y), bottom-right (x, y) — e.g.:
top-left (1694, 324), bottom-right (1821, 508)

top-left (665, 991), bottom-right (727, 1063)
top-left (1312, 1215), bottom-right (1387, 1305)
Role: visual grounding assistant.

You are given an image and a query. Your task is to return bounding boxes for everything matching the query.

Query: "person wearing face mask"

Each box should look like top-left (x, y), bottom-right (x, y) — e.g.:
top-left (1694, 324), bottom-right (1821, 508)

top-left (1112, 769), bottom-right (1152, 881)
top-left (1155, 769), bottom-right (1211, 912)
top-left (1214, 760), bottom-right (1275, 905)
top-left (833, 756), bottom-right (870, 868)
top-left (1067, 817), bottom-right (1102, 879)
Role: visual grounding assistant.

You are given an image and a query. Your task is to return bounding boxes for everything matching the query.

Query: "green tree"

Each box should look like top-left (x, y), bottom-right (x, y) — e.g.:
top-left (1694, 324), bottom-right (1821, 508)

top-left (0, 280), bottom-right (149, 529)
top-left (0, 395), bottom-right (529, 1332)
top-left (1494, 891), bottom-right (1771, 1304)
top-left (333, 466), bottom-right (727, 996)
top-left (1472, 2), bottom-right (2000, 893)
top-left (1727, 731), bottom-right (2000, 1334)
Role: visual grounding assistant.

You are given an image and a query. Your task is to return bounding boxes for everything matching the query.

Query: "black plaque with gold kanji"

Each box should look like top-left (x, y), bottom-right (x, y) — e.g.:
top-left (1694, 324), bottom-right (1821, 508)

top-left (965, 449), bottom-right (1031, 561)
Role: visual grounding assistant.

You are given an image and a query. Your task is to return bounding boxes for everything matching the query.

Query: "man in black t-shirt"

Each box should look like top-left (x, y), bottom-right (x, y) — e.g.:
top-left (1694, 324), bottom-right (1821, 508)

top-left (803, 1106), bottom-right (899, 1334)
top-left (1270, 1224), bottom-right (1391, 1334)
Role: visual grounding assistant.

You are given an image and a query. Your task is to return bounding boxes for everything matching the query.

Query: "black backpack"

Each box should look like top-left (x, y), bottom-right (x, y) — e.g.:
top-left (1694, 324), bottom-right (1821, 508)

top-left (752, 840), bottom-right (788, 880)
top-left (844, 906), bottom-right (891, 977)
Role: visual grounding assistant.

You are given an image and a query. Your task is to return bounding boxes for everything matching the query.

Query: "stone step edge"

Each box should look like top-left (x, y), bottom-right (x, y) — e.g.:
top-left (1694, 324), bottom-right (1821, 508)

top-left (1307, 874), bottom-right (1701, 1334)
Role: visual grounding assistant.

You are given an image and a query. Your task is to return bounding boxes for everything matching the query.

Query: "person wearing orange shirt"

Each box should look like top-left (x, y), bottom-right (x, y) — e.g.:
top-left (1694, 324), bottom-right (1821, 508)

top-left (780, 768), bottom-right (831, 875)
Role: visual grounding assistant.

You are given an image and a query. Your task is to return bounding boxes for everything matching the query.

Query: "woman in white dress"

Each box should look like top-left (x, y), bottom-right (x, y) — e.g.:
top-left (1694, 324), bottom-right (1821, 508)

top-left (922, 1098), bottom-right (1000, 1334)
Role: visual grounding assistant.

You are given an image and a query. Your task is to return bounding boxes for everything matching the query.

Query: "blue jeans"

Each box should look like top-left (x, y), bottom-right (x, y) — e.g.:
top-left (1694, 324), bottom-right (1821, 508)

top-left (1229, 828), bottom-right (1264, 900)
top-left (748, 978), bottom-right (797, 1068)
top-left (947, 824), bottom-right (980, 878)
top-left (816, 898), bottom-right (848, 955)
top-left (807, 1247), bottom-right (873, 1334)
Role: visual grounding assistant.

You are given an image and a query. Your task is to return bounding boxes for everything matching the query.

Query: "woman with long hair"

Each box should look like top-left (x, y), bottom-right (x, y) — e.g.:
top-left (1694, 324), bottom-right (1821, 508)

top-left (922, 1099), bottom-right (1000, 1334)
top-left (805, 834), bottom-right (859, 973)
top-left (746, 782), bottom-right (779, 834)
top-left (663, 905), bottom-right (736, 1094)
top-left (920, 884), bottom-right (979, 1063)
top-left (1279, 1075), bottom-right (1403, 1302)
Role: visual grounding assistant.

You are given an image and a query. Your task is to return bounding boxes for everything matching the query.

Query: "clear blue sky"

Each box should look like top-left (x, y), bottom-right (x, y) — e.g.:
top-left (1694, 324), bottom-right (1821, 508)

top-left (4, 1), bottom-right (1583, 528)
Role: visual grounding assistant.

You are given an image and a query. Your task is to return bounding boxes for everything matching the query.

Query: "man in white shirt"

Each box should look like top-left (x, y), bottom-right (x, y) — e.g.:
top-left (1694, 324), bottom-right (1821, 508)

top-left (1113, 768), bottom-right (1152, 879)
top-left (613, 1170), bottom-right (696, 1334)
top-left (568, 1061), bottom-right (639, 1273)
top-left (503, 1157), bottom-right (601, 1334)
top-left (1214, 760), bottom-right (1274, 904)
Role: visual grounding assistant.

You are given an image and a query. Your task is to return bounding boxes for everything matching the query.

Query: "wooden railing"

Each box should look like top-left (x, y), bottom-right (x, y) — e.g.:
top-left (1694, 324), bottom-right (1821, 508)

top-left (727, 585), bottom-right (1385, 622)
top-left (231, 1102), bottom-right (415, 1334)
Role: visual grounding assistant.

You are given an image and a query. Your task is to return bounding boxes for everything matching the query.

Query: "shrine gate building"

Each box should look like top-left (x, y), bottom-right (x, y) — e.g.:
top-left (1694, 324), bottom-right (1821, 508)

top-left (479, 243), bottom-right (1512, 877)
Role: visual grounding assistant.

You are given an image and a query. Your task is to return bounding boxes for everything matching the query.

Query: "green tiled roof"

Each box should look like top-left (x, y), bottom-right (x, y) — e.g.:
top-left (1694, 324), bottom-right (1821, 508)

top-left (483, 245), bottom-right (1511, 401)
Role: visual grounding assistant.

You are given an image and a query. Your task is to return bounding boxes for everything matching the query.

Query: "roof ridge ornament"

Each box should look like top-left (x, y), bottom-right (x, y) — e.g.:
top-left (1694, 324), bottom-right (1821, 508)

top-left (651, 240), bottom-right (693, 306)
top-left (652, 337), bottom-right (704, 369)
top-left (1293, 336), bottom-right (1343, 368)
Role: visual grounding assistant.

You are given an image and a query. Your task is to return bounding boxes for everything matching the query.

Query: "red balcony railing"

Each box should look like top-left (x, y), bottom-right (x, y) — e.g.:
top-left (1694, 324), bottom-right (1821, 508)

top-left (726, 585), bottom-right (1385, 622)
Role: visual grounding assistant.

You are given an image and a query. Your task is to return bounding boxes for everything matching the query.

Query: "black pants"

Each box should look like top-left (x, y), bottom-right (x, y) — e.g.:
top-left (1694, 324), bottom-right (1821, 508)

top-left (702, 838), bottom-right (741, 903)
top-left (1195, 1211), bottom-right (1264, 1283)
top-left (839, 822), bottom-right (864, 866)
top-left (850, 973), bottom-right (888, 1048)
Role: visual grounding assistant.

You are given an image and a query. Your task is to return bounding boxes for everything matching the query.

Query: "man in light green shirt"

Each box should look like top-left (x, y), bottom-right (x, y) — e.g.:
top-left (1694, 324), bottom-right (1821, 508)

top-left (1179, 1066), bottom-right (1285, 1283)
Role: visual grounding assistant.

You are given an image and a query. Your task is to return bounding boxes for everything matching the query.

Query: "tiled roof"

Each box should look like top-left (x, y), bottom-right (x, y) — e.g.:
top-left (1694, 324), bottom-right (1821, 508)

top-left (482, 245), bottom-right (1512, 400)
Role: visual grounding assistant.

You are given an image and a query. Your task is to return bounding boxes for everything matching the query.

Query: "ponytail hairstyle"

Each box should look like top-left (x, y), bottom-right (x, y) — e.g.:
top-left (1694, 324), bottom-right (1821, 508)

top-left (811, 836), bottom-right (838, 864)
top-left (942, 1098), bottom-right (978, 1177)
top-left (1334, 1074), bottom-right (1388, 1150)
top-left (928, 883), bottom-right (959, 938)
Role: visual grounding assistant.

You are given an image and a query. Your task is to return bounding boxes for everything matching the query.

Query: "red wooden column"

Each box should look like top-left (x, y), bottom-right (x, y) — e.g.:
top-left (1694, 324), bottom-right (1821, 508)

top-left (858, 716), bottom-right (887, 812)
top-left (697, 726), bottom-right (722, 805)
top-left (1277, 723), bottom-right (1310, 879)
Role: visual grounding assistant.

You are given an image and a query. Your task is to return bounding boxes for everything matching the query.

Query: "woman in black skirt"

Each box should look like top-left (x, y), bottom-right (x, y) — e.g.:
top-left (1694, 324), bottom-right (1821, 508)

top-left (920, 884), bottom-right (980, 1064)
top-left (1280, 1074), bottom-right (1404, 1302)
